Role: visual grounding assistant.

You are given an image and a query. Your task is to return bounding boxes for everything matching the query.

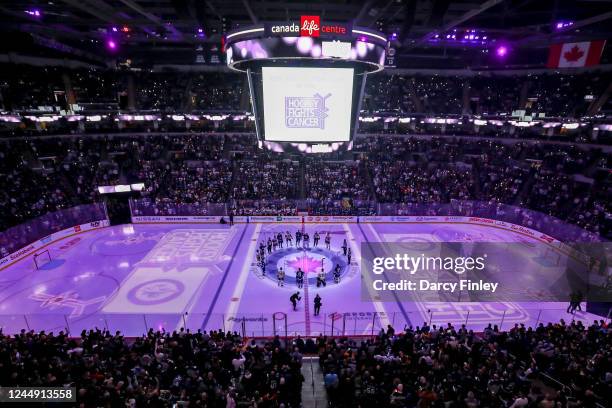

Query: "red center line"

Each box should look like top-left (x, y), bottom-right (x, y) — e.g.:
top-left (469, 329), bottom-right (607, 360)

top-left (301, 223), bottom-right (311, 336)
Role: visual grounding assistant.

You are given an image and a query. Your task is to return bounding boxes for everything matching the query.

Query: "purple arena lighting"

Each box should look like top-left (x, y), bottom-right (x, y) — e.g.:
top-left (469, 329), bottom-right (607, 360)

top-left (107, 39), bottom-right (117, 50)
top-left (25, 9), bottom-right (41, 17)
top-left (555, 21), bottom-right (574, 30)
top-left (496, 45), bottom-right (508, 57)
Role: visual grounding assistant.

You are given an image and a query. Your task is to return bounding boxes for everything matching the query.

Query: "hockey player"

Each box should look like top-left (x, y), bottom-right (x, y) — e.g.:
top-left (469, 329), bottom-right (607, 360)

top-left (296, 230), bottom-right (302, 247)
top-left (325, 233), bottom-right (331, 250)
top-left (333, 264), bottom-right (341, 283)
top-left (316, 268), bottom-right (326, 287)
top-left (277, 267), bottom-right (285, 287)
top-left (314, 294), bottom-right (322, 316)
top-left (313, 232), bottom-right (320, 247)
top-left (290, 291), bottom-right (301, 311)
top-left (285, 231), bottom-right (293, 247)
top-left (296, 268), bottom-right (305, 289)
top-left (342, 239), bottom-right (348, 256)
top-left (277, 232), bottom-right (283, 248)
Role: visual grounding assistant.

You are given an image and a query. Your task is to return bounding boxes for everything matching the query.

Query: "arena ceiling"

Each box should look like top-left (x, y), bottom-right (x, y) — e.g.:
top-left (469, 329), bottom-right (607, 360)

top-left (0, 0), bottom-right (611, 69)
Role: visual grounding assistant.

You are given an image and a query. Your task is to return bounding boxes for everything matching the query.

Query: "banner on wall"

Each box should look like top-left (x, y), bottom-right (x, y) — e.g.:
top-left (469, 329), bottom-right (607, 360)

top-left (132, 216), bottom-right (223, 223)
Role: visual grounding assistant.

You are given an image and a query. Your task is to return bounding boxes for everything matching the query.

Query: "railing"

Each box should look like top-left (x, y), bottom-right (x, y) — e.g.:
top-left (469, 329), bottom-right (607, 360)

top-left (302, 199), bottom-right (377, 215)
top-left (129, 199), bottom-right (379, 217)
top-left (230, 199), bottom-right (298, 215)
top-left (0, 305), bottom-right (606, 337)
top-left (126, 198), bottom-right (603, 243)
top-left (0, 203), bottom-right (108, 257)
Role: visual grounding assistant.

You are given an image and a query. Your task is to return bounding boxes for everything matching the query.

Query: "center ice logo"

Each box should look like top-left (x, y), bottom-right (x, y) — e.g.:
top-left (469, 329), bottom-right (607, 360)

top-left (285, 93), bottom-right (330, 129)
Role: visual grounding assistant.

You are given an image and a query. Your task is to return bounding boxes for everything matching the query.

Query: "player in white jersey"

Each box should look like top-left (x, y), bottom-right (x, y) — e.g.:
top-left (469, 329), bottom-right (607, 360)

top-left (277, 267), bottom-right (285, 287)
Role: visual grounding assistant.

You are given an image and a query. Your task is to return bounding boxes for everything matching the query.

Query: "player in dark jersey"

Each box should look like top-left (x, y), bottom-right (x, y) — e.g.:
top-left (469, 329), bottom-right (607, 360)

top-left (296, 230), bottom-right (302, 247)
top-left (290, 291), bottom-right (301, 311)
top-left (296, 268), bottom-right (304, 288)
top-left (314, 294), bottom-right (322, 316)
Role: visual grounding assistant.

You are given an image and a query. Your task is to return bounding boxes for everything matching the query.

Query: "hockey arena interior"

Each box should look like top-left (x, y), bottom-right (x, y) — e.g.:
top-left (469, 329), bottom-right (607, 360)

top-left (0, 1), bottom-right (611, 407)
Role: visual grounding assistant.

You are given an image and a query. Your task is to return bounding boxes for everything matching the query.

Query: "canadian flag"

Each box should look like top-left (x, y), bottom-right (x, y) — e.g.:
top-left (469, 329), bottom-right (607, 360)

top-left (547, 40), bottom-right (606, 68)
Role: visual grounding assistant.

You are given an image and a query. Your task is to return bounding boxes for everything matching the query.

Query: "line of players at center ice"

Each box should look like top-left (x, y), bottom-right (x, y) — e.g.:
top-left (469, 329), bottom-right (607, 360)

top-left (255, 230), bottom-right (353, 287)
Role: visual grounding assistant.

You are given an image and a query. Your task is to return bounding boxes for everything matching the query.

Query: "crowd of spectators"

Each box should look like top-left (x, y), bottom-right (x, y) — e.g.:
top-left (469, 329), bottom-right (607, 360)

top-left (0, 319), bottom-right (608, 407)
top-left (0, 65), bottom-right (610, 240)
top-left (371, 163), bottom-right (474, 203)
top-left (358, 136), bottom-right (610, 238)
top-left (0, 133), bottom-right (609, 239)
top-left (305, 161), bottom-right (371, 201)
top-left (2, 65), bottom-right (611, 118)
top-left (232, 160), bottom-right (299, 200)
top-left (0, 65), bottom-right (245, 112)
top-left (0, 328), bottom-right (304, 407)
top-left (320, 319), bottom-right (610, 408)
top-left (364, 71), bottom-right (612, 117)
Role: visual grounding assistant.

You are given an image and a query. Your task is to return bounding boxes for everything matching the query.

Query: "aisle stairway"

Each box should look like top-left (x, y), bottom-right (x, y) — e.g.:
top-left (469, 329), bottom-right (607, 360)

top-left (301, 356), bottom-right (328, 408)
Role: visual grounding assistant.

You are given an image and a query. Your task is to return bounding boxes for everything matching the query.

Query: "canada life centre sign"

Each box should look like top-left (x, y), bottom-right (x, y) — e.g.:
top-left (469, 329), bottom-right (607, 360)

top-left (266, 16), bottom-right (351, 38)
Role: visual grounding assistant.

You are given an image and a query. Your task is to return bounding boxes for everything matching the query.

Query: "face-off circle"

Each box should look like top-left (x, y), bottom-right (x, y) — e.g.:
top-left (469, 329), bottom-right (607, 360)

top-left (393, 237), bottom-right (437, 252)
top-left (259, 247), bottom-right (348, 286)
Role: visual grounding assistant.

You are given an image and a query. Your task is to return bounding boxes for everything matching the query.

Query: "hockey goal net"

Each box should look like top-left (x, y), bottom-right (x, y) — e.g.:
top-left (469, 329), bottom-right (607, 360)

top-left (34, 250), bottom-right (52, 270)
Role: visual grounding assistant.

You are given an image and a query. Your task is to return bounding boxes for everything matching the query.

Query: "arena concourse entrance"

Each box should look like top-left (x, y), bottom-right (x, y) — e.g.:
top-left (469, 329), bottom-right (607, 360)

top-left (104, 193), bottom-right (133, 225)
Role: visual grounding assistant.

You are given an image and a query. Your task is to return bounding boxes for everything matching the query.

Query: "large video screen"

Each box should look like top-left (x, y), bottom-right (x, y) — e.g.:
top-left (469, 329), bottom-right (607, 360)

top-left (262, 67), bottom-right (354, 142)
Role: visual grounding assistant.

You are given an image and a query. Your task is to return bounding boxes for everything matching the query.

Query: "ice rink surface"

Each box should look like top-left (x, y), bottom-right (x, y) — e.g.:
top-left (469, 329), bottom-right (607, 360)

top-left (0, 221), bottom-right (599, 336)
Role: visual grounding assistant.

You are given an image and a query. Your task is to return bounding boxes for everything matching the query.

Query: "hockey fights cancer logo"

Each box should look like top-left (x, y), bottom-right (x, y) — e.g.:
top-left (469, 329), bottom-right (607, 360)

top-left (285, 93), bottom-right (331, 129)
